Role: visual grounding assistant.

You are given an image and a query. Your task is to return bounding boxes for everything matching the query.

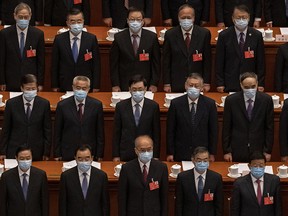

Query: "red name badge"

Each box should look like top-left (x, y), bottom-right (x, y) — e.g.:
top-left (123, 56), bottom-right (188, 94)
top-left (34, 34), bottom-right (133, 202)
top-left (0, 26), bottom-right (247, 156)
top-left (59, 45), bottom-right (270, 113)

top-left (149, 180), bottom-right (159, 191)
top-left (26, 49), bottom-right (36, 58)
top-left (264, 196), bottom-right (274, 205)
top-left (193, 53), bottom-right (203, 62)
top-left (204, 193), bottom-right (214, 201)
top-left (139, 53), bottom-right (149, 61)
top-left (244, 50), bottom-right (254, 59)
top-left (74, 0), bottom-right (82, 4)
top-left (84, 52), bottom-right (92, 61)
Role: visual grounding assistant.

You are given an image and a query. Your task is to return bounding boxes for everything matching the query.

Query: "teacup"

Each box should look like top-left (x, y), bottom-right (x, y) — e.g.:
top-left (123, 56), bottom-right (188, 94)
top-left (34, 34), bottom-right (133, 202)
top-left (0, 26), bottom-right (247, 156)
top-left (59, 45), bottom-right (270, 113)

top-left (164, 96), bottom-right (173, 106)
top-left (0, 164), bottom-right (4, 174)
top-left (264, 29), bottom-right (273, 40)
top-left (277, 164), bottom-right (288, 177)
top-left (114, 163), bottom-right (122, 176)
top-left (171, 164), bottom-right (181, 176)
top-left (0, 94), bottom-right (3, 104)
top-left (107, 28), bottom-right (119, 40)
top-left (272, 95), bottom-right (280, 107)
top-left (111, 96), bottom-right (121, 106)
top-left (228, 164), bottom-right (239, 176)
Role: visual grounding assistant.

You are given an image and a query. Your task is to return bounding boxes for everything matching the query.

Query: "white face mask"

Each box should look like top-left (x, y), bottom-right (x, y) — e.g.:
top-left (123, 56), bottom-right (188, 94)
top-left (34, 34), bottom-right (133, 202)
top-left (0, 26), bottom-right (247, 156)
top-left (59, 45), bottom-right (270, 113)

top-left (234, 18), bottom-right (249, 31)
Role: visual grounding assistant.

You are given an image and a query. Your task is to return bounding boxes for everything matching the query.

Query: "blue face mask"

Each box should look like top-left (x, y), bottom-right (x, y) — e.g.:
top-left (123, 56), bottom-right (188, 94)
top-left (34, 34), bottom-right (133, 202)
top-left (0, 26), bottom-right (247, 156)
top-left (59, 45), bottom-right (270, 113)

top-left (250, 167), bottom-right (265, 179)
top-left (243, 88), bottom-right (257, 99)
top-left (234, 18), bottom-right (249, 31)
top-left (128, 20), bottom-right (142, 33)
top-left (17, 19), bottom-right (29, 29)
top-left (194, 161), bottom-right (209, 173)
top-left (70, 23), bottom-right (83, 35)
top-left (77, 161), bottom-right (92, 173)
top-left (23, 90), bottom-right (37, 101)
top-left (179, 18), bottom-right (193, 31)
top-left (131, 91), bottom-right (145, 103)
top-left (18, 159), bottom-right (32, 171)
top-left (139, 151), bottom-right (153, 164)
top-left (74, 90), bottom-right (87, 102)
top-left (187, 87), bottom-right (200, 100)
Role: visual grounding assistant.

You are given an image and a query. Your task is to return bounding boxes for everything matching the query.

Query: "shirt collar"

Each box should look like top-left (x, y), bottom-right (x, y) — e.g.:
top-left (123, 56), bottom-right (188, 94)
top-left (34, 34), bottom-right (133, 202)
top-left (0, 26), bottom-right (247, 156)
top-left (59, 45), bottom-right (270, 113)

top-left (74, 97), bottom-right (86, 106)
top-left (243, 92), bottom-right (256, 102)
top-left (77, 166), bottom-right (92, 176)
top-left (18, 166), bottom-right (31, 177)
top-left (188, 96), bottom-right (199, 105)
top-left (131, 97), bottom-right (145, 107)
top-left (138, 158), bottom-right (151, 169)
top-left (181, 26), bottom-right (193, 37)
top-left (129, 28), bottom-right (142, 38)
top-left (16, 25), bottom-right (28, 36)
top-left (22, 95), bottom-right (35, 105)
top-left (234, 26), bottom-right (248, 37)
top-left (193, 168), bottom-right (207, 180)
top-left (69, 31), bottom-right (82, 41)
top-left (250, 173), bottom-right (264, 182)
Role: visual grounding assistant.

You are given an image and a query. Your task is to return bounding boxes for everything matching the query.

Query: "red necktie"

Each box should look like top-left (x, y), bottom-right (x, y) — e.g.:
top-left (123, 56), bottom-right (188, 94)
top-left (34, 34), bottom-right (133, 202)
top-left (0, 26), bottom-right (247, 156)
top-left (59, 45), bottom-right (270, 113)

top-left (256, 179), bottom-right (262, 205)
top-left (132, 34), bottom-right (138, 56)
top-left (143, 164), bottom-right (147, 183)
top-left (185, 33), bottom-right (190, 50)
top-left (78, 103), bottom-right (83, 121)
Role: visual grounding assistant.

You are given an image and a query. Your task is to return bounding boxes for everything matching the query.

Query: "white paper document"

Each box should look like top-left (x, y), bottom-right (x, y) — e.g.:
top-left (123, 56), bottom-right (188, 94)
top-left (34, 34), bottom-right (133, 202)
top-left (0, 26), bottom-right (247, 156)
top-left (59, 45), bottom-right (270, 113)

top-left (235, 163), bottom-right (273, 174)
top-left (4, 159), bottom-right (18, 169)
top-left (165, 93), bottom-right (185, 99)
top-left (143, 27), bottom-right (157, 34)
top-left (280, 28), bottom-right (288, 35)
top-left (181, 161), bottom-right (195, 171)
top-left (62, 160), bottom-right (101, 172)
top-left (9, 92), bottom-right (23, 99)
top-left (112, 91), bottom-right (154, 100)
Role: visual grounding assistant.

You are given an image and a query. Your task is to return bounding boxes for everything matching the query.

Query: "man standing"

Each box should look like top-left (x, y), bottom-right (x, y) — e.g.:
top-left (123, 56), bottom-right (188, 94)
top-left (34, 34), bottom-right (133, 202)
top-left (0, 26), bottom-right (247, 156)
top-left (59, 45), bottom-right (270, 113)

top-left (118, 135), bottom-right (168, 216)
top-left (0, 147), bottom-right (49, 216)
top-left (59, 145), bottom-right (110, 216)
top-left (110, 7), bottom-right (160, 92)
top-left (51, 8), bottom-right (101, 92)
top-left (0, 74), bottom-right (51, 161)
top-left (223, 72), bottom-right (274, 162)
top-left (216, 4), bottom-right (265, 93)
top-left (231, 151), bottom-right (282, 216)
top-left (279, 98), bottom-right (288, 162)
top-left (167, 73), bottom-right (218, 162)
top-left (113, 74), bottom-right (160, 161)
top-left (0, 3), bottom-right (45, 91)
top-left (263, 0), bottom-right (288, 27)
top-left (162, 4), bottom-right (211, 93)
top-left (275, 42), bottom-right (288, 93)
top-left (175, 147), bottom-right (223, 216)
top-left (54, 76), bottom-right (104, 161)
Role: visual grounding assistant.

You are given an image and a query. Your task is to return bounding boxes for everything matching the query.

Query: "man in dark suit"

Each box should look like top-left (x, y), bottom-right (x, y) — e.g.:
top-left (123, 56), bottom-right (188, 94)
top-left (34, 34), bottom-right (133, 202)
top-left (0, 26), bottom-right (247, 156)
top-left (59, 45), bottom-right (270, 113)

top-left (279, 98), bottom-right (288, 162)
top-left (118, 135), bottom-right (168, 216)
top-left (54, 76), bottom-right (104, 161)
top-left (231, 151), bottom-right (282, 216)
top-left (0, 74), bottom-right (51, 161)
top-left (0, 3), bottom-right (45, 92)
top-left (175, 147), bottom-right (223, 216)
top-left (113, 74), bottom-right (160, 162)
top-left (223, 72), bottom-right (274, 163)
top-left (215, 0), bottom-right (262, 28)
top-left (161, 0), bottom-right (210, 26)
top-left (264, 0), bottom-right (288, 27)
top-left (167, 73), bottom-right (218, 162)
top-left (0, 0), bottom-right (43, 25)
top-left (216, 4), bottom-right (265, 93)
top-left (59, 145), bottom-right (110, 216)
top-left (0, 147), bottom-right (49, 216)
top-left (44, 0), bottom-right (90, 26)
top-left (110, 7), bottom-right (160, 92)
top-left (275, 43), bottom-right (288, 93)
top-left (162, 4), bottom-right (211, 93)
top-left (51, 8), bottom-right (100, 92)
top-left (102, 0), bottom-right (152, 28)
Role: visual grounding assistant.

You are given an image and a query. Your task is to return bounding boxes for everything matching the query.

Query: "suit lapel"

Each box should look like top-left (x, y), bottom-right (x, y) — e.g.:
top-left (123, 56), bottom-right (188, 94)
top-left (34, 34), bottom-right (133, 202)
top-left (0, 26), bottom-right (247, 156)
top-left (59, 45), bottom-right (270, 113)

top-left (29, 96), bottom-right (39, 122)
top-left (12, 26), bottom-right (22, 60)
top-left (72, 168), bottom-right (85, 199)
top-left (231, 27), bottom-right (242, 58)
top-left (82, 97), bottom-right (91, 123)
top-left (12, 168), bottom-right (26, 201)
top-left (15, 96), bottom-right (28, 122)
top-left (78, 32), bottom-right (87, 63)
top-left (138, 99), bottom-right (148, 127)
top-left (190, 169), bottom-right (199, 201)
top-left (189, 26), bottom-right (199, 54)
top-left (243, 28), bottom-right (254, 54)
top-left (250, 92), bottom-right (262, 122)
top-left (237, 93), bottom-right (250, 121)
top-left (126, 100), bottom-right (137, 127)
top-left (245, 175), bottom-right (259, 205)
top-left (68, 97), bottom-right (80, 122)
top-left (132, 159), bottom-right (146, 186)
top-left (193, 95), bottom-right (205, 132)
top-left (263, 174), bottom-right (270, 202)
top-left (124, 30), bottom-right (136, 59)
top-left (64, 32), bottom-right (74, 62)
top-left (180, 96), bottom-right (193, 127)
top-left (175, 26), bottom-right (188, 57)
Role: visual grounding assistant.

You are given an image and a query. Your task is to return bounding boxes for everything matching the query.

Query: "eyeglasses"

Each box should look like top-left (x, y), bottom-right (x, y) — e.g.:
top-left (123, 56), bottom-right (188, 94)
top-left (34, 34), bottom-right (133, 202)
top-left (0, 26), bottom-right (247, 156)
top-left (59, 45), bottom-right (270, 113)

top-left (128, 18), bottom-right (143, 22)
top-left (69, 19), bottom-right (84, 24)
top-left (136, 148), bottom-right (153, 153)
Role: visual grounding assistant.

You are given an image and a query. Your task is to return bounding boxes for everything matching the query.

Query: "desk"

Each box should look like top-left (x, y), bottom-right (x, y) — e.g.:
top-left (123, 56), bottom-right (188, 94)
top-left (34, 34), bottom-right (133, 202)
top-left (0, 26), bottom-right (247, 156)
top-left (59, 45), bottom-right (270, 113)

top-left (28, 161), bottom-right (288, 216)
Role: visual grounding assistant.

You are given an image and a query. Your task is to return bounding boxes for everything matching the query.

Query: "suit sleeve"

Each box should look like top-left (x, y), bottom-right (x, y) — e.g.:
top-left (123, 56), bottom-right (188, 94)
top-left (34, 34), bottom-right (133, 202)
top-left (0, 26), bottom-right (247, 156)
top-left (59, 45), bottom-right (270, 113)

top-left (110, 38), bottom-right (120, 87)
top-left (201, 0), bottom-right (210, 22)
top-left (215, 0), bottom-right (224, 24)
top-left (161, 0), bottom-right (170, 20)
top-left (222, 98), bottom-right (232, 154)
top-left (175, 174), bottom-right (183, 216)
top-left (92, 35), bottom-right (101, 89)
top-left (41, 172), bottom-right (49, 216)
top-left (44, 0), bottom-right (53, 24)
top-left (101, 173), bottom-right (110, 216)
top-left (43, 101), bottom-right (52, 157)
top-left (59, 173), bottom-right (67, 216)
top-left (263, 0), bottom-right (272, 23)
top-left (279, 100), bottom-right (288, 156)
top-left (150, 34), bottom-right (160, 86)
top-left (152, 104), bottom-right (161, 158)
top-left (264, 96), bottom-right (274, 154)
top-left (102, 0), bottom-right (111, 18)
top-left (0, 173), bottom-right (7, 216)
top-left (214, 174), bottom-right (224, 216)
top-left (82, 0), bottom-right (91, 25)
top-left (34, 0), bottom-right (43, 22)
top-left (112, 104), bottom-right (122, 157)
top-left (254, 0), bottom-right (262, 19)
top-left (275, 46), bottom-right (285, 92)
top-left (0, 30), bottom-right (6, 85)
top-left (54, 105), bottom-right (63, 158)
top-left (208, 101), bottom-right (218, 155)
top-left (0, 100), bottom-right (12, 155)
top-left (231, 180), bottom-right (241, 216)
top-left (215, 32), bottom-right (225, 87)
top-left (37, 30), bottom-right (45, 85)
top-left (118, 165), bottom-right (128, 216)
top-left (96, 102), bottom-right (105, 158)
top-left (166, 101), bottom-right (176, 155)
top-left (51, 36), bottom-right (60, 88)
top-left (144, 0), bottom-right (153, 18)
top-left (273, 176), bottom-right (282, 216)
top-left (256, 34), bottom-right (265, 87)
top-left (162, 33), bottom-right (172, 85)
top-left (202, 30), bottom-right (212, 84)
top-left (160, 164), bottom-right (168, 216)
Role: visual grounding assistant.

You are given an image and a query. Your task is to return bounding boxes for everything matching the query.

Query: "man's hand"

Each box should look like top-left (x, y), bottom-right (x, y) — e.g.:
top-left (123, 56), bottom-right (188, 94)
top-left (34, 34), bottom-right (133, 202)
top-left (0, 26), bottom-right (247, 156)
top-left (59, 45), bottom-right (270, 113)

top-left (92, 88), bottom-right (100, 92)
top-left (144, 18), bottom-right (151, 26)
top-left (149, 85), bottom-right (157, 92)
top-left (253, 21), bottom-right (260, 28)
top-left (0, 155), bottom-right (6, 160)
top-left (281, 156), bottom-right (288, 162)
top-left (164, 85), bottom-right (171, 93)
top-left (54, 157), bottom-right (62, 161)
top-left (52, 88), bottom-right (59, 92)
top-left (112, 86), bottom-right (121, 92)
top-left (38, 85), bottom-right (43, 92)
top-left (224, 153), bottom-right (232, 162)
top-left (203, 84), bottom-right (210, 92)
top-left (0, 85), bottom-right (6, 91)
top-left (103, 18), bottom-right (113, 27)
top-left (217, 22), bottom-right (225, 28)
top-left (266, 22), bottom-right (273, 28)
top-left (200, 21), bottom-right (207, 26)
top-left (209, 154), bottom-right (215, 162)
top-left (167, 155), bottom-right (174, 162)
top-left (97, 158), bottom-right (103, 161)
top-left (258, 86), bottom-right (264, 92)
top-left (264, 152), bottom-right (271, 162)
top-left (163, 19), bottom-right (172, 26)
top-left (43, 156), bottom-right (49, 161)
top-left (217, 86), bottom-right (225, 93)
top-left (113, 157), bottom-right (120, 162)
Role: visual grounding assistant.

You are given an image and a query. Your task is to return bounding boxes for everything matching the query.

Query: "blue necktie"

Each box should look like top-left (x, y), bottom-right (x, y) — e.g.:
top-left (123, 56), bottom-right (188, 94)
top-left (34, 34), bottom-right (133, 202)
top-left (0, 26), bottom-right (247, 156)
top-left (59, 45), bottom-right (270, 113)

top-left (20, 32), bottom-right (25, 58)
top-left (198, 175), bottom-right (203, 201)
top-left (72, 37), bottom-right (79, 63)
top-left (191, 102), bottom-right (196, 128)
top-left (134, 103), bottom-right (140, 126)
top-left (82, 173), bottom-right (88, 199)
top-left (22, 173), bottom-right (28, 200)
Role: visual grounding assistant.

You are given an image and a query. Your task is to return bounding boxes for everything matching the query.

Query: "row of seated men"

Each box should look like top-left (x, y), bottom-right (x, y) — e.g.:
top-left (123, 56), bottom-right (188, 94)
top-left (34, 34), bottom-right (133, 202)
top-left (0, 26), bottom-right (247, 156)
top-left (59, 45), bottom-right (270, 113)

top-left (0, 141), bottom-right (282, 216)
top-left (2, 3), bottom-right (288, 94)
top-left (1, 0), bottom-right (288, 28)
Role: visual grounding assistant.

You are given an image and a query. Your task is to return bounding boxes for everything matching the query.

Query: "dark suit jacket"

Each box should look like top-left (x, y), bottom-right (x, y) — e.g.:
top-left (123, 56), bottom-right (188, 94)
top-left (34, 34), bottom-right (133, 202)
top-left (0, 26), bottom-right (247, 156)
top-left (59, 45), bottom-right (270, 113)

top-left (44, 0), bottom-right (90, 26)
top-left (0, 95), bottom-right (51, 160)
top-left (59, 166), bottom-right (109, 216)
top-left (216, 26), bottom-right (265, 92)
top-left (167, 94), bottom-right (218, 161)
top-left (264, 0), bottom-right (287, 27)
top-left (110, 29), bottom-right (160, 91)
top-left (51, 31), bottom-right (101, 91)
top-left (0, 25), bottom-right (45, 91)
top-left (275, 43), bottom-right (288, 93)
top-left (113, 98), bottom-right (160, 161)
top-left (215, 0), bottom-right (262, 27)
top-left (175, 169), bottom-right (223, 216)
top-left (102, 0), bottom-right (153, 29)
top-left (231, 173), bottom-right (282, 216)
top-left (0, 166), bottom-right (49, 216)
top-left (279, 99), bottom-right (288, 156)
top-left (0, 0), bottom-right (43, 25)
top-left (161, 0), bottom-right (210, 26)
top-left (118, 158), bottom-right (168, 216)
top-left (54, 96), bottom-right (104, 161)
top-left (222, 91), bottom-right (274, 162)
top-left (162, 25), bottom-right (211, 92)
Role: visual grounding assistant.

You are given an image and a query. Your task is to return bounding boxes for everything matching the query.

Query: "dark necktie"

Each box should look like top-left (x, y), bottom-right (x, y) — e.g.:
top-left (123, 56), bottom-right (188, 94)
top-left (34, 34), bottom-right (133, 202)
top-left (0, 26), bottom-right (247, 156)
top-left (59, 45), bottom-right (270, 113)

top-left (26, 103), bottom-right (31, 119)
top-left (239, 32), bottom-right (245, 52)
top-left (124, 0), bottom-right (129, 9)
top-left (132, 34), bottom-right (138, 56)
top-left (82, 172), bottom-right (88, 199)
top-left (256, 179), bottom-right (262, 205)
top-left (20, 32), bottom-right (25, 58)
top-left (198, 175), bottom-right (204, 201)
top-left (143, 164), bottom-right (147, 183)
top-left (134, 103), bottom-right (140, 126)
top-left (185, 32), bottom-right (190, 50)
top-left (191, 102), bottom-right (196, 128)
top-left (22, 173), bottom-right (28, 200)
top-left (72, 37), bottom-right (79, 63)
top-left (247, 99), bottom-right (253, 120)
top-left (78, 103), bottom-right (84, 121)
